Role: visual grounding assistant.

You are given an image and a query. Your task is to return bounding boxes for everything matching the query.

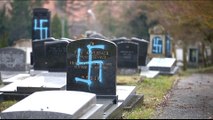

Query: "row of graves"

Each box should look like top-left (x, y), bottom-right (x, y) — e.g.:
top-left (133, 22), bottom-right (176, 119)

top-left (0, 8), bottom-right (180, 119)
top-left (111, 37), bottom-right (149, 75)
top-left (0, 8), bottom-right (144, 119)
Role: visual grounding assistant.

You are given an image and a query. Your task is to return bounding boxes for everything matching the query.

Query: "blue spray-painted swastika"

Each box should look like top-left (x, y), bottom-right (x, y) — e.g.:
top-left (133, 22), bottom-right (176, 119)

top-left (75, 44), bottom-right (105, 91)
top-left (34, 19), bottom-right (48, 40)
top-left (166, 39), bottom-right (170, 54)
top-left (152, 37), bottom-right (162, 54)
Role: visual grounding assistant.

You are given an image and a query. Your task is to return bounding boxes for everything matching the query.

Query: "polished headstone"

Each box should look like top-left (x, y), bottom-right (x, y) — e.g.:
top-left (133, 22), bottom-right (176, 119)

top-left (45, 40), bottom-right (71, 72)
top-left (67, 38), bottom-right (117, 101)
top-left (32, 38), bottom-right (55, 70)
top-left (131, 37), bottom-right (149, 66)
top-left (32, 8), bottom-right (50, 41)
top-left (111, 37), bottom-right (129, 45)
top-left (117, 41), bottom-right (139, 69)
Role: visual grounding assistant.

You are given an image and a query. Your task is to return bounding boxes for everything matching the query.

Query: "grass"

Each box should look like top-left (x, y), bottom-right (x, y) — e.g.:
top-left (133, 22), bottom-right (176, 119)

top-left (119, 75), bottom-right (178, 119)
top-left (120, 65), bottom-right (213, 119)
top-left (0, 100), bottom-right (17, 112)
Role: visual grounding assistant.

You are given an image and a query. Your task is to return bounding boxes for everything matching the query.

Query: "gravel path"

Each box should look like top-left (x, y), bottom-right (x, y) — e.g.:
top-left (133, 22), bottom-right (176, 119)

top-left (154, 73), bottom-right (213, 119)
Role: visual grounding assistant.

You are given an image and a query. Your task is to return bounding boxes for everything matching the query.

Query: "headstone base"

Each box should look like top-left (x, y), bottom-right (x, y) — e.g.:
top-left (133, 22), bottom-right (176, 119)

top-left (117, 69), bottom-right (138, 75)
top-left (123, 94), bottom-right (144, 110)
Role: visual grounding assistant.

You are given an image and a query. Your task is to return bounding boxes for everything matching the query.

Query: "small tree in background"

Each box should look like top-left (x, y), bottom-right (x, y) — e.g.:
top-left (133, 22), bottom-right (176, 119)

top-left (51, 14), bottom-right (62, 39)
top-left (0, 4), bottom-right (9, 48)
top-left (8, 0), bottom-right (32, 45)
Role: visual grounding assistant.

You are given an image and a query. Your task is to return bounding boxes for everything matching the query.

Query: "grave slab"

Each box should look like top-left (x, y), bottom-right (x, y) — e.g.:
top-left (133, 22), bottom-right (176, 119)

top-left (147, 58), bottom-right (178, 75)
top-left (117, 85), bottom-right (144, 111)
top-left (0, 72), bottom-right (66, 98)
top-left (102, 102), bottom-right (123, 119)
top-left (0, 71), bottom-right (29, 80)
top-left (117, 85), bottom-right (136, 105)
top-left (96, 85), bottom-right (143, 118)
top-left (140, 70), bottom-right (159, 78)
top-left (2, 74), bottom-right (31, 85)
top-left (1, 91), bottom-right (103, 119)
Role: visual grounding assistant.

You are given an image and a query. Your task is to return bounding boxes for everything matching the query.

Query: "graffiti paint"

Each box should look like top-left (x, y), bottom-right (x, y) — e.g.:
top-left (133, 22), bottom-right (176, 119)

top-left (34, 19), bottom-right (48, 40)
top-left (75, 45), bottom-right (105, 91)
top-left (152, 36), bottom-right (162, 54)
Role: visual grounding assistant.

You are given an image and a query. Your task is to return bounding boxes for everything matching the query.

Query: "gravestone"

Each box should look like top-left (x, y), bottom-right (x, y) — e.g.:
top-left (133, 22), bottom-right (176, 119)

top-left (148, 25), bottom-right (167, 58)
top-left (117, 41), bottom-right (139, 74)
top-left (32, 38), bottom-right (55, 70)
top-left (32, 8), bottom-right (50, 41)
top-left (151, 36), bottom-right (163, 54)
top-left (45, 40), bottom-right (71, 72)
top-left (175, 48), bottom-right (183, 67)
top-left (188, 48), bottom-right (199, 67)
top-left (111, 37), bottom-right (129, 45)
top-left (0, 47), bottom-right (26, 71)
top-left (131, 37), bottom-right (149, 66)
top-left (165, 34), bottom-right (172, 57)
top-left (67, 38), bottom-right (117, 103)
top-left (189, 48), bottom-right (198, 63)
top-left (117, 41), bottom-right (138, 69)
top-left (31, 8), bottom-right (51, 66)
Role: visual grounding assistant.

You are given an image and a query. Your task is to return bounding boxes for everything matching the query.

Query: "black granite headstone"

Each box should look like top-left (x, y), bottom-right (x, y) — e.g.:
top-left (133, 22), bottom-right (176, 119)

top-left (165, 34), bottom-right (172, 57)
top-left (67, 38), bottom-right (117, 100)
top-left (45, 40), bottom-right (71, 72)
top-left (189, 48), bottom-right (198, 63)
top-left (32, 38), bottom-right (55, 70)
top-left (111, 37), bottom-right (129, 45)
top-left (117, 41), bottom-right (139, 69)
top-left (131, 37), bottom-right (149, 66)
top-left (0, 47), bottom-right (26, 71)
top-left (32, 8), bottom-right (50, 41)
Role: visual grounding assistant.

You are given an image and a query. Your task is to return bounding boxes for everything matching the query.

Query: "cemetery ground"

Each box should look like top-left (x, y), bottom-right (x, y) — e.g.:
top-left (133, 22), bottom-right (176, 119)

top-left (0, 66), bottom-right (213, 119)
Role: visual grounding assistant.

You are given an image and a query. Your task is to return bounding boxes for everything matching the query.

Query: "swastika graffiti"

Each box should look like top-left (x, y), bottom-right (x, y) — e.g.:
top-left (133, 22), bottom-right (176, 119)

top-left (34, 19), bottom-right (48, 40)
top-left (166, 38), bottom-right (171, 55)
top-left (152, 36), bottom-right (162, 54)
top-left (75, 44), bottom-right (105, 91)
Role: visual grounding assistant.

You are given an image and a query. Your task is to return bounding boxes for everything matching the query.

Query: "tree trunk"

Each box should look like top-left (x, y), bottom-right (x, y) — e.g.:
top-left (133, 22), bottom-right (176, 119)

top-left (211, 47), bottom-right (213, 65)
top-left (172, 41), bottom-right (176, 58)
top-left (201, 42), bottom-right (207, 67)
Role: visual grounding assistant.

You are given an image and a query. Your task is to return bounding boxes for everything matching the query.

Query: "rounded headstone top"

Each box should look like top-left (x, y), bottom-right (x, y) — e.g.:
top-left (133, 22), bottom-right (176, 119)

top-left (60, 37), bottom-right (75, 42)
top-left (149, 25), bottom-right (165, 34)
top-left (85, 31), bottom-right (106, 39)
top-left (131, 37), bottom-right (149, 43)
top-left (111, 37), bottom-right (129, 41)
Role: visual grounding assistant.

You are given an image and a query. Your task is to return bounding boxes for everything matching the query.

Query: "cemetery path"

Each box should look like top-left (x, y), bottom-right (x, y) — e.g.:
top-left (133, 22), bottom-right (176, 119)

top-left (153, 73), bottom-right (213, 119)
